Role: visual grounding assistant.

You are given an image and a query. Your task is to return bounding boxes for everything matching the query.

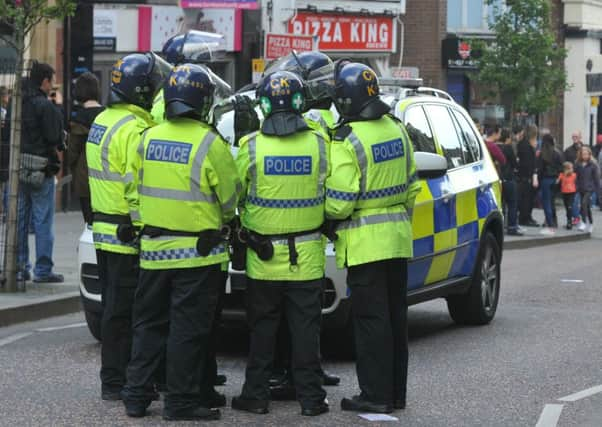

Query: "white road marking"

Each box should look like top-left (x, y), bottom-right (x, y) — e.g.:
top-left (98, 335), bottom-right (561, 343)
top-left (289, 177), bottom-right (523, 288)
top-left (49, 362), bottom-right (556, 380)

top-left (535, 404), bottom-right (564, 427)
top-left (36, 322), bottom-right (87, 332)
top-left (560, 279), bottom-right (584, 283)
top-left (559, 385), bottom-right (602, 402)
top-left (0, 332), bottom-right (33, 348)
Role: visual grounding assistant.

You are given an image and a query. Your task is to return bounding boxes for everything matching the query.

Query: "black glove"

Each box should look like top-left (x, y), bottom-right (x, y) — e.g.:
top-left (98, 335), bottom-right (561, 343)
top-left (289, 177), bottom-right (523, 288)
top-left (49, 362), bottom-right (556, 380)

top-left (321, 220), bottom-right (341, 242)
top-left (233, 95), bottom-right (260, 145)
top-left (116, 223), bottom-right (137, 243)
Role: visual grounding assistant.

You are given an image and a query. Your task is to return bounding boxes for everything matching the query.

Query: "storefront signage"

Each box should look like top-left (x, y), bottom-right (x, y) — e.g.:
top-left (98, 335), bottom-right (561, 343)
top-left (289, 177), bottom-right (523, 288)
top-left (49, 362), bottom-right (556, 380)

top-left (586, 73), bottom-right (602, 93)
top-left (180, 0), bottom-right (258, 9)
top-left (442, 37), bottom-right (479, 69)
top-left (264, 33), bottom-right (315, 60)
top-left (182, 8), bottom-right (242, 52)
top-left (288, 12), bottom-right (395, 52)
top-left (93, 37), bottom-right (116, 52)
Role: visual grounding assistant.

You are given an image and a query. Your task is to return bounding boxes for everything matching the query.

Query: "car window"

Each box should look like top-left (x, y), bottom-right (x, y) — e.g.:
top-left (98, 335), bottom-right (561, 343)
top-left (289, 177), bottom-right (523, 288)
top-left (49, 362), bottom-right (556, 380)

top-left (424, 104), bottom-right (464, 169)
top-left (403, 105), bottom-right (437, 154)
top-left (450, 108), bottom-right (482, 164)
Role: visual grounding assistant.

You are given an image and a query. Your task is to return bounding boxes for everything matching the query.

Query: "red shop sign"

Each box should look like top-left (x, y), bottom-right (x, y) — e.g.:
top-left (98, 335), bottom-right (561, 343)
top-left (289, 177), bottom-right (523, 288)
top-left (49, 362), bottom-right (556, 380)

top-left (264, 33), bottom-right (316, 60)
top-left (288, 12), bottom-right (396, 52)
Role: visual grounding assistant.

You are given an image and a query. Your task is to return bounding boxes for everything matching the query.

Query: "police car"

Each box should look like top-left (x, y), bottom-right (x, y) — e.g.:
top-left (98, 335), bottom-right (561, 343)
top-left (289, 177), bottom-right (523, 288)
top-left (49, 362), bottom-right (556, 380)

top-left (78, 81), bottom-right (503, 341)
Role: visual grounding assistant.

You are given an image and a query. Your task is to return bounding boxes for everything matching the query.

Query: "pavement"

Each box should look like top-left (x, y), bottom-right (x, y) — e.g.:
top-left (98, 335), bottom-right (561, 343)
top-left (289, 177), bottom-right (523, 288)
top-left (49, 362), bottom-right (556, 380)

top-left (0, 206), bottom-right (599, 328)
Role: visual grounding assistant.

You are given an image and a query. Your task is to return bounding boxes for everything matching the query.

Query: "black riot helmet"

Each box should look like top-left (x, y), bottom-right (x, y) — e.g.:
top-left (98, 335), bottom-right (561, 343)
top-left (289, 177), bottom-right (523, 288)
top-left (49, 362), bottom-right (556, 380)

top-left (256, 71), bottom-right (306, 118)
top-left (161, 30), bottom-right (227, 65)
top-left (164, 63), bottom-right (216, 122)
top-left (333, 62), bottom-right (390, 120)
top-left (108, 52), bottom-right (171, 111)
top-left (263, 51), bottom-right (334, 109)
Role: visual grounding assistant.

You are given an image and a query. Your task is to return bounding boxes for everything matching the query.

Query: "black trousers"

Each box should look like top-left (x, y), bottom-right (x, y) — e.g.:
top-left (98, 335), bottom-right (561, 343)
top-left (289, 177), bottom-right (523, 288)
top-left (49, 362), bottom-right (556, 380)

top-left (123, 264), bottom-right (220, 414)
top-left (241, 278), bottom-right (326, 408)
top-left (518, 179), bottom-right (535, 223)
top-left (201, 270), bottom-right (227, 394)
top-left (97, 249), bottom-right (138, 394)
top-left (563, 193), bottom-right (576, 225)
top-left (348, 258), bottom-right (408, 405)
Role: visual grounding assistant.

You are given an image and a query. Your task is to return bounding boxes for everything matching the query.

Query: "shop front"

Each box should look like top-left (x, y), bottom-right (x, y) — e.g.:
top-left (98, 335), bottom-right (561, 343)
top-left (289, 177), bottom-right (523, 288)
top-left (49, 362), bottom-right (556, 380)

top-left (442, 35), bottom-right (504, 127)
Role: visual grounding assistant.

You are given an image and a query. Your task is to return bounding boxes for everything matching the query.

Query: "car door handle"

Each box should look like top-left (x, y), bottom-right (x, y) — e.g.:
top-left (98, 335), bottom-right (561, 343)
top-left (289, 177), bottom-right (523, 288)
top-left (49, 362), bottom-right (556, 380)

top-left (441, 188), bottom-right (452, 203)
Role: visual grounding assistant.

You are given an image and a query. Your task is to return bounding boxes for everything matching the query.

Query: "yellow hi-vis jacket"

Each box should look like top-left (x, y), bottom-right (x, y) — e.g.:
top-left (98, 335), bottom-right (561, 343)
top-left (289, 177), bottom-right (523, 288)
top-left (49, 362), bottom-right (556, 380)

top-left (150, 89), bottom-right (165, 124)
top-left (125, 117), bottom-right (240, 270)
top-left (325, 114), bottom-right (421, 268)
top-left (87, 103), bottom-right (155, 254)
top-left (304, 108), bottom-right (335, 140)
top-left (236, 128), bottom-right (329, 281)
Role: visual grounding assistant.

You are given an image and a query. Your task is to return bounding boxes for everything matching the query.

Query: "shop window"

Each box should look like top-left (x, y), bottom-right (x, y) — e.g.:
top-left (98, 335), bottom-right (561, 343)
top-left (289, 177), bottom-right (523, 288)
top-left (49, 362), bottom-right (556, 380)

top-left (448, 0), bottom-right (501, 32)
top-left (424, 105), bottom-right (465, 169)
top-left (450, 108), bottom-right (482, 164)
top-left (403, 105), bottom-right (436, 154)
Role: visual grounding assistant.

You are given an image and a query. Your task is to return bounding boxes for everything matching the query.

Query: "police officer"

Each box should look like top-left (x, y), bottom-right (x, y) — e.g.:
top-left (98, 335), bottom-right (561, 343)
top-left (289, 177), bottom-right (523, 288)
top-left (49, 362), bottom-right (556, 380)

top-left (153, 30), bottom-right (231, 123)
top-left (231, 71), bottom-right (328, 417)
top-left (121, 64), bottom-right (239, 420)
top-left (86, 52), bottom-right (168, 400)
top-left (263, 51), bottom-right (341, 398)
top-left (325, 63), bottom-right (421, 413)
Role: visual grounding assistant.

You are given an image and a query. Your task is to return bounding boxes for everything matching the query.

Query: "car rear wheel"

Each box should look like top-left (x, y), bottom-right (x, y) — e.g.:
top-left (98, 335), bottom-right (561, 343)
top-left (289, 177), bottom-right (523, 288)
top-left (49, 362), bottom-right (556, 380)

top-left (85, 309), bottom-right (102, 341)
top-left (446, 232), bottom-right (501, 325)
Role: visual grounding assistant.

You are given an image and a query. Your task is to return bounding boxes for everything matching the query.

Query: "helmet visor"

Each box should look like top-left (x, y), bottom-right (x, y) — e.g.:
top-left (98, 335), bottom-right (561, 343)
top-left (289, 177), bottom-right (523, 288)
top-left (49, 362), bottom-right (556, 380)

top-left (305, 62), bottom-right (335, 102)
top-left (147, 52), bottom-right (173, 98)
top-left (181, 31), bottom-right (228, 63)
top-left (198, 64), bottom-right (232, 101)
top-left (263, 53), bottom-right (299, 77)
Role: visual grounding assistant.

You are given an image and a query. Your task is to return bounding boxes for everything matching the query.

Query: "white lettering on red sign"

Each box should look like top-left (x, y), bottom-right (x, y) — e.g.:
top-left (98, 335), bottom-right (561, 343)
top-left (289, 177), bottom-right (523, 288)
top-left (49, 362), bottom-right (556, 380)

top-left (288, 13), bottom-right (394, 52)
top-left (264, 33), bottom-right (315, 60)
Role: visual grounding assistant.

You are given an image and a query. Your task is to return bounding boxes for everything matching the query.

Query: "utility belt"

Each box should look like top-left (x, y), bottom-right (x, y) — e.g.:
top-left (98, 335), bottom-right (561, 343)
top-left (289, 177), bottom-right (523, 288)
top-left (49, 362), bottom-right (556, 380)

top-left (93, 212), bottom-right (139, 243)
top-left (141, 224), bottom-right (232, 257)
top-left (237, 226), bottom-right (323, 272)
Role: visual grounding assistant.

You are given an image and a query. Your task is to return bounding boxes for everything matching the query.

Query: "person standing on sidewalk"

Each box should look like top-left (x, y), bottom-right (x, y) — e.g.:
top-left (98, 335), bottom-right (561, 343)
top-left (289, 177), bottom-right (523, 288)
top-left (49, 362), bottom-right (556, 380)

top-left (498, 129), bottom-right (522, 236)
top-left (17, 61), bottom-right (65, 283)
top-left (557, 162), bottom-right (577, 229)
top-left (326, 63), bottom-right (421, 413)
top-left (575, 146), bottom-right (600, 233)
top-left (67, 73), bottom-right (105, 225)
top-left (517, 124), bottom-right (539, 226)
top-left (537, 134), bottom-right (563, 235)
top-left (565, 131), bottom-right (584, 224)
top-left (87, 53), bottom-right (168, 401)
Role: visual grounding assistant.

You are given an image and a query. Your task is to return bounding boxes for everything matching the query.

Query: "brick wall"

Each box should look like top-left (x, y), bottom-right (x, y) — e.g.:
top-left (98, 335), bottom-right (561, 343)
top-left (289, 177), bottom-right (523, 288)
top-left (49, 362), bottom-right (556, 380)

top-left (394, 0), bottom-right (447, 89)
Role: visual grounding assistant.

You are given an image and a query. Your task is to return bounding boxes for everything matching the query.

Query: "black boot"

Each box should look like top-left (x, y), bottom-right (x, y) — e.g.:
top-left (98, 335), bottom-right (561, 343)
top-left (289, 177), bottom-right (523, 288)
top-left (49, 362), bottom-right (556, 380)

top-left (341, 395), bottom-right (393, 414)
top-left (321, 370), bottom-right (340, 386)
top-left (231, 396), bottom-right (269, 414)
top-left (162, 406), bottom-right (220, 421)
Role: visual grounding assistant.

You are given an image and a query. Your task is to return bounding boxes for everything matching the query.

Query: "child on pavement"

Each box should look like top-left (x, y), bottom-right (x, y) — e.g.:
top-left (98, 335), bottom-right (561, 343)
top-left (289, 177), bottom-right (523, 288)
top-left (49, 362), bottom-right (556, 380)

top-left (557, 162), bottom-right (577, 230)
top-left (575, 146), bottom-right (601, 232)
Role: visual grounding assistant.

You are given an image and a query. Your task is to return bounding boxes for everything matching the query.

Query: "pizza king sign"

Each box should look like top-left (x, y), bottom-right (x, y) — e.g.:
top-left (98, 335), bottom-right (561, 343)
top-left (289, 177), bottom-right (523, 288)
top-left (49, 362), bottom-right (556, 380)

top-left (288, 12), bottom-right (396, 52)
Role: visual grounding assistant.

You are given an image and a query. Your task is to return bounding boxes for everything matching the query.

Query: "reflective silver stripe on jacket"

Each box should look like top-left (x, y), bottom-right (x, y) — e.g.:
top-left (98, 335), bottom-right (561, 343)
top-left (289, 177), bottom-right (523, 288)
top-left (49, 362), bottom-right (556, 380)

top-left (337, 212), bottom-right (409, 231)
top-left (137, 132), bottom-right (218, 203)
top-left (270, 231), bottom-right (323, 246)
top-left (347, 132), bottom-right (368, 194)
top-left (88, 114), bottom-right (137, 183)
top-left (247, 132), bottom-right (328, 200)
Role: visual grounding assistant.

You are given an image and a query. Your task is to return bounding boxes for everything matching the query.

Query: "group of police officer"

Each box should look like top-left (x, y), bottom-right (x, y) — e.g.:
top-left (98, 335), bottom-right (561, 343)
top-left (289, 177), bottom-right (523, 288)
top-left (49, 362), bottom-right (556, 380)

top-left (85, 29), bottom-right (420, 421)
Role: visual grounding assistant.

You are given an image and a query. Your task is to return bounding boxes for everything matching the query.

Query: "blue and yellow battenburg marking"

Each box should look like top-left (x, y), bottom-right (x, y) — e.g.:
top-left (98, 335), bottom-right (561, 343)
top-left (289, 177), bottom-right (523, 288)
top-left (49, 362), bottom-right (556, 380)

top-left (407, 162), bottom-right (501, 290)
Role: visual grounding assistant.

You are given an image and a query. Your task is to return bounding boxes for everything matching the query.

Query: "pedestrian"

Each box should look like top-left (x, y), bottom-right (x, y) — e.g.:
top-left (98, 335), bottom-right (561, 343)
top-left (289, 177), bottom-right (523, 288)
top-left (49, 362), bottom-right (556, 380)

top-left (86, 53), bottom-right (168, 401)
top-left (557, 161), bottom-right (577, 229)
top-left (564, 131), bottom-right (583, 164)
top-left (575, 146), bottom-right (600, 232)
top-left (232, 71), bottom-right (329, 417)
top-left (66, 72), bottom-right (104, 224)
top-left (0, 86), bottom-right (10, 216)
top-left (537, 134), bottom-right (563, 234)
top-left (484, 124), bottom-right (506, 168)
top-left (17, 61), bottom-right (65, 282)
top-left (260, 50), bottom-right (340, 400)
top-left (517, 124), bottom-right (539, 226)
top-left (325, 63), bottom-right (421, 413)
top-left (122, 64), bottom-right (238, 421)
top-left (498, 128), bottom-right (522, 235)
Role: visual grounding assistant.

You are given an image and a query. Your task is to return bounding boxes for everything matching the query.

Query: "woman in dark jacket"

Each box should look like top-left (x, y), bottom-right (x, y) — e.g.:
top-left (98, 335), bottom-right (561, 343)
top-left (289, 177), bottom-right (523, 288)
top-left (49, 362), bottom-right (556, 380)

top-left (66, 73), bottom-right (104, 224)
top-left (575, 146), bottom-right (601, 232)
top-left (537, 134), bottom-right (563, 233)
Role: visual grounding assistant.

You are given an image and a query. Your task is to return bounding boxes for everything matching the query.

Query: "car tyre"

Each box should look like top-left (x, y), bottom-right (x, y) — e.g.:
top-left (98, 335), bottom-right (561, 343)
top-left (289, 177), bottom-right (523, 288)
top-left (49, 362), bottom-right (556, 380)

top-left (446, 232), bottom-right (501, 325)
top-left (85, 309), bottom-right (102, 341)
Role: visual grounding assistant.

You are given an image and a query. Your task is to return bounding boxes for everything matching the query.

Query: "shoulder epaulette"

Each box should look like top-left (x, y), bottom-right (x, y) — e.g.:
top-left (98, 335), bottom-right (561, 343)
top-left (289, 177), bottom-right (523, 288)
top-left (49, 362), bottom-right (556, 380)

top-left (334, 124), bottom-right (352, 141)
